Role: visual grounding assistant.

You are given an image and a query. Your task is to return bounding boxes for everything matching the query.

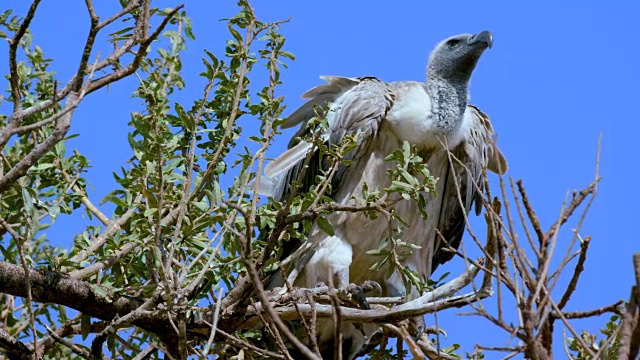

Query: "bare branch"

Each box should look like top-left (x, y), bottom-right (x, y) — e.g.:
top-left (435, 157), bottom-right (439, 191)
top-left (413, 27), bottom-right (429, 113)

top-left (557, 235), bottom-right (591, 310)
top-left (90, 292), bottom-right (159, 358)
top-left (131, 343), bottom-right (157, 360)
top-left (557, 300), bottom-right (623, 320)
top-left (382, 324), bottom-right (426, 360)
top-left (416, 339), bottom-right (457, 360)
top-left (548, 292), bottom-right (596, 358)
top-left (244, 257), bottom-right (319, 359)
top-left (515, 180), bottom-right (545, 245)
top-left (85, 5), bottom-right (184, 95)
top-left (0, 91), bottom-right (76, 193)
top-left (97, 1), bottom-right (141, 30)
top-left (326, 276), bottom-right (343, 360)
top-left (0, 329), bottom-right (32, 360)
top-left (8, 0), bottom-right (41, 113)
top-left (215, 329), bottom-right (287, 359)
top-left (43, 324), bottom-right (91, 359)
top-left (545, 181), bottom-right (598, 242)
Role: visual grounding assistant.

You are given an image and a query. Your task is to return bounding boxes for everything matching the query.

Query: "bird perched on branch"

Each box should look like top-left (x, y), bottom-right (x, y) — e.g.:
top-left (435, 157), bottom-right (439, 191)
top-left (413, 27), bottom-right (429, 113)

top-left (258, 30), bottom-right (508, 359)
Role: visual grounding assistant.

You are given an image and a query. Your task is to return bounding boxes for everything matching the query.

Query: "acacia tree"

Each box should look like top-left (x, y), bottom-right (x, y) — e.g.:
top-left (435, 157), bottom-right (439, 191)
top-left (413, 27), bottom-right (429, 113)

top-left (0, 1), bottom-right (638, 359)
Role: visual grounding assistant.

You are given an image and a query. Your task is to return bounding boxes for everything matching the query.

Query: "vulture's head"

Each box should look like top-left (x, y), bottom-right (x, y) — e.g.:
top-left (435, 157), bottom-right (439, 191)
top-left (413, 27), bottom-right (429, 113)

top-left (427, 31), bottom-right (493, 82)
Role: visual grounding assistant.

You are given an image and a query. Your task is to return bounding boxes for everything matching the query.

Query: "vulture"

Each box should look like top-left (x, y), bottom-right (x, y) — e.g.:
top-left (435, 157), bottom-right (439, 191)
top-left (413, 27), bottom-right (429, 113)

top-left (258, 31), bottom-right (508, 359)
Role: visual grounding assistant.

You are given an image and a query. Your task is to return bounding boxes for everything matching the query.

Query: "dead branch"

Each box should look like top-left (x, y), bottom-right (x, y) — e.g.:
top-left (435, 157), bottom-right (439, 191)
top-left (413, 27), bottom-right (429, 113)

top-left (556, 234), bottom-right (591, 306)
top-left (556, 300), bottom-right (623, 320)
top-left (545, 181), bottom-right (599, 242)
top-left (516, 180), bottom-right (545, 246)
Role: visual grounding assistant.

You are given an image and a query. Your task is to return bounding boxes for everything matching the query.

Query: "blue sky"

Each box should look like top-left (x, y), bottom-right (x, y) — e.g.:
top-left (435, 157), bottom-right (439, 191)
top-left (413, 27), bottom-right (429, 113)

top-left (2, 0), bottom-right (639, 358)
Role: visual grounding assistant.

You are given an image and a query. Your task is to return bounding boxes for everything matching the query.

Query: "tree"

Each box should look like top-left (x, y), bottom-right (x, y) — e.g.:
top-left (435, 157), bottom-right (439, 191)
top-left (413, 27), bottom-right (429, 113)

top-left (0, 1), bottom-right (638, 359)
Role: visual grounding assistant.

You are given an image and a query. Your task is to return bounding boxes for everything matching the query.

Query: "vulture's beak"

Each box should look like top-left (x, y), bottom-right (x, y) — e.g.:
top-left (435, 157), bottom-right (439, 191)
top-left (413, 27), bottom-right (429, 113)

top-left (469, 31), bottom-right (493, 49)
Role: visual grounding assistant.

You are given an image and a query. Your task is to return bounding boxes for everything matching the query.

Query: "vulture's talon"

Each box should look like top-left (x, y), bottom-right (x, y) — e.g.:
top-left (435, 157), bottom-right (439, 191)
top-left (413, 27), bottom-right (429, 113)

top-left (408, 317), bottom-right (448, 341)
top-left (424, 325), bottom-right (447, 339)
top-left (415, 325), bottom-right (425, 342)
top-left (409, 316), bottom-right (426, 341)
top-left (360, 280), bottom-right (382, 297)
top-left (343, 283), bottom-right (370, 310)
top-left (274, 286), bottom-right (288, 296)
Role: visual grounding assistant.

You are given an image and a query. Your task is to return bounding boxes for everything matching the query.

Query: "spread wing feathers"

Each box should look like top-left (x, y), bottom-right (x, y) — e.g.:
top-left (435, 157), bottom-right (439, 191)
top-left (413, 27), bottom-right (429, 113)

top-left (431, 106), bottom-right (507, 271)
top-left (264, 138), bottom-right (321, 179)
top-left (281, 76), bottom-right (361, 130)
top-left (469, 105), bottom-right (508, 175)
top-left (263, 76), bottom-right (395, 201)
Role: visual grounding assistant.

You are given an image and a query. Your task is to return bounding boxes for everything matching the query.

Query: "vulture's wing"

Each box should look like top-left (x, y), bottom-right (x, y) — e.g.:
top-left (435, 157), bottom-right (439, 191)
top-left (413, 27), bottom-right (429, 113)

top-left (262, 76), bottom-right (395, 201)
top-left (431, 105), bottom-right (507, 271)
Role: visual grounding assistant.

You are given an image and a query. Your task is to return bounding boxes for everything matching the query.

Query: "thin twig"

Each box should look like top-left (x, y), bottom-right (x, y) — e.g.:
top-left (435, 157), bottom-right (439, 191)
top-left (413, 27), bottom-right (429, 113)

top-left (557, 235), bottom-right (591, 310)
top-left (203, 288), bottom-right (224, 357)
top-left (327, 274), bottom-right (343, 360)
top-left (43, 324), bottom-right (90, 359)
top-left (557, 300), bottom-right (624, 319)
top-left (548, 293), bottom-right (596, 358)
top-left (245, 258), bottom-right (319, 359)
top-left (215, 329), bottom-right (287, 359)
top-left (90, 291), bottom-right (159, 358)
top-left (8, 0), bottom-right (42, 114)
top-left (131, 343), bottom-right (157, 360)
top-left (382, 324), bottom-right (425, 360)
top-left (515, 180), bottom-right (544, 245)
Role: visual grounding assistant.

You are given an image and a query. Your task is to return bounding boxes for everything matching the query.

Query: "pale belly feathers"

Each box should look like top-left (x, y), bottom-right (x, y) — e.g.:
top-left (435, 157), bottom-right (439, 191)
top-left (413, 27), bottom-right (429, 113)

top-left (297, 96), bottom-right (469, 297)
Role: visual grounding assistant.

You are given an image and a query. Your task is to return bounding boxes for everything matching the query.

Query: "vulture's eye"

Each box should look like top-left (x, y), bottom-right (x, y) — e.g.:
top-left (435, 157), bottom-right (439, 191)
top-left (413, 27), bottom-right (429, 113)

top-left (447, 39), bottom-right (460, 48)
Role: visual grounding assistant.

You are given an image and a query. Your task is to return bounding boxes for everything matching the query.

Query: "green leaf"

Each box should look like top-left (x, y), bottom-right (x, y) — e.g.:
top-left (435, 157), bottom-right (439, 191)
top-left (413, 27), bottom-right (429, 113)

top-left (152, 246), bottom-right (163, 269)
top-left (315, 216), bottom-right (335, 236)
top-left (144, 208), bottom-right (158, 217)
top-left (192, 200), bottom-right (208, 211)
top-left (279, 50), bottom-right (295, 60)
top-left (31, 163), bottom-right (55, 171)
top-left (0, 9), bottom-right (12, 24)
top-left (81, 313), bottom-right (91, 341)
top-left (175, 103), bottom-right (195, 132)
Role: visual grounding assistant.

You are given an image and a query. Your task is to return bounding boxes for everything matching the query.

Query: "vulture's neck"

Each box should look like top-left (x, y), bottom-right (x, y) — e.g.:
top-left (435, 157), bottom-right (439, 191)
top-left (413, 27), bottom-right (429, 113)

top-left (426, 76), bottom-right (469, 133)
